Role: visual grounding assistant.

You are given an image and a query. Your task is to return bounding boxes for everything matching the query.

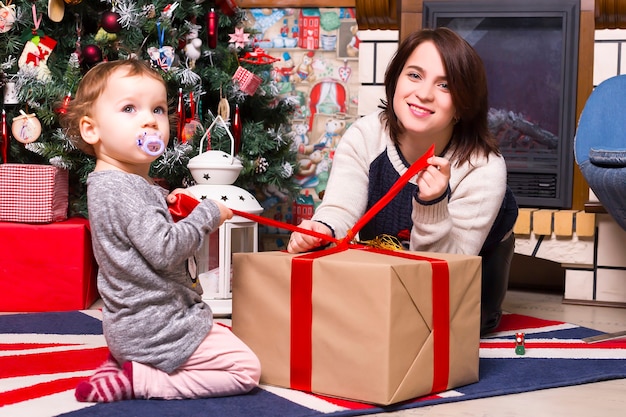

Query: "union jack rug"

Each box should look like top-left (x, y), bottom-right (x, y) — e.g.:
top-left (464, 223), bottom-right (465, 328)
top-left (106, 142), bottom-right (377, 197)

top-left (1, 311), bottom-right (625, 417)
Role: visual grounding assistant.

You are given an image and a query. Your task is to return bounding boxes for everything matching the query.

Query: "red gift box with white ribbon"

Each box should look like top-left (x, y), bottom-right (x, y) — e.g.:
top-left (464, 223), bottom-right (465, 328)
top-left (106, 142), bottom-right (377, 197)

top-left (0, 164), bottom-right (69, 223)
top-left (230, 146), bottom-right (481, 405)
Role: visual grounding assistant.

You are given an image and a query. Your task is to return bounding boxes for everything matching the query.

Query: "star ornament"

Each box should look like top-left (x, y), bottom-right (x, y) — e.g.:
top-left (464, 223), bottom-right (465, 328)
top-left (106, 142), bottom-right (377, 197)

top-left (229, 27), bottom-right (250, 48)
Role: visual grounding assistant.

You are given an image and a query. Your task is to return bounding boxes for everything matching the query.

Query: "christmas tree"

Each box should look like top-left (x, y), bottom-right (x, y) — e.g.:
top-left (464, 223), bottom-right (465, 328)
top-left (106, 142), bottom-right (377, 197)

top-left (0, 0), bottom-right (299, 217)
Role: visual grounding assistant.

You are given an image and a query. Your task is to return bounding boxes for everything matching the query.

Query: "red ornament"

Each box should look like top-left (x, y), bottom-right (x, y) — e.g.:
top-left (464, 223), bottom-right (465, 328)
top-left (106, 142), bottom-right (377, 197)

top-left (176, 88), bottom-right (185, 142)
top-left (81, 44), bottom-right (102, 64)
top-left (101, 11), bottom-right (122, 34)
top-left (1, 109), bottom-right (8, 164)
top-left (216, 0), bottom-right (238, 16)
top-left (55, 92), bottom-right (72, 115)
top-left (232, 104), bottom-right (242, 154)
top-left (206, 8), bottom-right (217, 49)
top-left (182, 91), bottom-right (202, 143)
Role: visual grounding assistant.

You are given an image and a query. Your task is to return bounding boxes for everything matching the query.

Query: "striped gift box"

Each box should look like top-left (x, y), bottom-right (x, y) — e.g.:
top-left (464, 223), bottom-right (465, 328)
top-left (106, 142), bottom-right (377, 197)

top-left (0, 164), bottom-right (69, 223)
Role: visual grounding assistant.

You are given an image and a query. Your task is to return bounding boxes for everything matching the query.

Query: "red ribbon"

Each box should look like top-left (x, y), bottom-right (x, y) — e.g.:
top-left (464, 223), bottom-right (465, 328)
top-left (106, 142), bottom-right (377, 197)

top-left (168, 193), bottom-right (200, 222)
top-left (169, 145), bottom-right (450, 393)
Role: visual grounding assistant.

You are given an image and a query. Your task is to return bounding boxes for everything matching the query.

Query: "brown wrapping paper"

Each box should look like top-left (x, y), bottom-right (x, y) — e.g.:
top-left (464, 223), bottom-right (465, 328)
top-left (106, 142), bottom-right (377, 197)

top-left (232, 249), bottom-right (481, 405)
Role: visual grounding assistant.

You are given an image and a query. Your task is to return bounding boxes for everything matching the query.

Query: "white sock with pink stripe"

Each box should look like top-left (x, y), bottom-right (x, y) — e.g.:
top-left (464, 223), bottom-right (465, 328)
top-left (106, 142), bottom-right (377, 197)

top-left (75, 356), bottom-right (134, 402)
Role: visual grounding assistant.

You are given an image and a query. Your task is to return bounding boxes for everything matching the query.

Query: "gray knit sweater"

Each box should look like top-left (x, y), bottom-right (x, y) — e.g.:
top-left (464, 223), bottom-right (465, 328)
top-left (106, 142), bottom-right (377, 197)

top-left (87, 170), bottom-right (221, 373)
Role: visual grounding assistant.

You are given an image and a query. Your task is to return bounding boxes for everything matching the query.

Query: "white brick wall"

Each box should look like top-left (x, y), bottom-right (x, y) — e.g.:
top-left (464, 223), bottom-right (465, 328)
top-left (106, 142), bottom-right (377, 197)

top-left (594, 29), bottom-right (626, 85)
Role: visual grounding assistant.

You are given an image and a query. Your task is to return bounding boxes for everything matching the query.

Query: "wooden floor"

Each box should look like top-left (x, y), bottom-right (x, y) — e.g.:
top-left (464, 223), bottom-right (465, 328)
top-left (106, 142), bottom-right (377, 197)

top-left (370, 289), bottom-right (626, 417)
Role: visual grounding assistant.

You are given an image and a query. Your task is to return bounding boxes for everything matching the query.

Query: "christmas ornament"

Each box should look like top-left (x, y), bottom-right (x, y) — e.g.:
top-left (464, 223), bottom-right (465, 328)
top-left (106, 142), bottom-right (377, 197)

top-left (95, 27), bottom-right (117, 43)
top-left (240, 48), bottom-right (280, 65)
top-left (232, 104), bottom-right (242, 154)
top-left (206, 8), bottom-right (217, 49)
top-left (255, 156), bottom-right (269, 173)
top-left (176, 88), bottom-right (185, 142)
top-left (3, 81), bottom-right (18, 105)
top-left (81, 44), bottom-right (102, 64)
top-left (0, 1), bottom-right (17, 32)
top-left (18, 35), bottom-right (57, 80)
top-left (161, 2), bottom-right (179, 19)
top-left (101, 10), bottom-right (122, 33)
top-left (217, 88), bottom-right (230, 120)
top-left (1, 109), bottom-right (7, 163)
top-left (148, 46), bottom-right (175, 70)
top-left (182, 91), bottom-right (203, 143)
top-left (11, 111), bottom-right (42, 144)
top-left (55, 92), bottom-right (72, 115)
top-left (47, 0), bottom-right (64, 22)
top-left (184, 23), bottom-right (202, 68)
top-left (148, 23), bottom-right (175, 71)
top-left (216, 0), bottom-right (238, 16)
top-left (116, 0), bottom-right (140, 29)
top-left (19, 4), bottom-right (57, 79)
top-left (232, 66), bottom-right (262, 96)
top-left (228, 27), bottom-right (250, 49)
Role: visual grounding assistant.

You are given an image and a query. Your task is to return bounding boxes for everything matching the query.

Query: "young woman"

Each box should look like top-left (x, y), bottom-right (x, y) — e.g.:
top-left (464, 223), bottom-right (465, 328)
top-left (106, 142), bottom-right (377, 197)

top-left (288, 28), bottom-right (518, 334)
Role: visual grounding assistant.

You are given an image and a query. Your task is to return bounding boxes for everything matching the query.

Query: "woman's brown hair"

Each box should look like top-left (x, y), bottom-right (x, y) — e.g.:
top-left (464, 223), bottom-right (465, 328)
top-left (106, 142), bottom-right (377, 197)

top-left (60, 59), bottom-right (167, 156)
top-left (379, 27), bottom-right (500, 165)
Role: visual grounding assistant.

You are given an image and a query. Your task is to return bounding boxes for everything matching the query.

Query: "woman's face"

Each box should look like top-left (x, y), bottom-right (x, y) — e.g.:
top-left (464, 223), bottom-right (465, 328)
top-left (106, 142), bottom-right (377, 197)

top-left (392, 40), bottom-right (457, 145)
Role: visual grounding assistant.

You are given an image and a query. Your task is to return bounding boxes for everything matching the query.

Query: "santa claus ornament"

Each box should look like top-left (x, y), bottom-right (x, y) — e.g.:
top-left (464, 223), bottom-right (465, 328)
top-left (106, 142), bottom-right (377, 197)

top-left (19, 4), bottom-right (57, 80)
top-left (18, 35), bottom-right (57, 80)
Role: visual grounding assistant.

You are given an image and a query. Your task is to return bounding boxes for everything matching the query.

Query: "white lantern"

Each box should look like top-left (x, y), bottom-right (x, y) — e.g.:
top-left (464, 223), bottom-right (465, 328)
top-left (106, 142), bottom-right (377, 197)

top-left (187, 116), bottom-right (263, 316)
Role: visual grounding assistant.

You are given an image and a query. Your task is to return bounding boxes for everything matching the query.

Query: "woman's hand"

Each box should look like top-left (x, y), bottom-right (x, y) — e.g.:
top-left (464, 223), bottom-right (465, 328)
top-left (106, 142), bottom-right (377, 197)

top-left (415, 156), bottom-right (451, 201)
top-left (287, 220), bottom-right (333, 253)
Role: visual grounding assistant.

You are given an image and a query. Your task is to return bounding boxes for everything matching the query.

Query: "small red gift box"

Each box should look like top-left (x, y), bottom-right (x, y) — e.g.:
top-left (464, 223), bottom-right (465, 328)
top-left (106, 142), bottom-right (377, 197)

top-left (0, 164), bottom-right (69, 223)
top-left (0, 218), bottom-right (98, 312)
top-left (232, 66), bottom-right (262, 96)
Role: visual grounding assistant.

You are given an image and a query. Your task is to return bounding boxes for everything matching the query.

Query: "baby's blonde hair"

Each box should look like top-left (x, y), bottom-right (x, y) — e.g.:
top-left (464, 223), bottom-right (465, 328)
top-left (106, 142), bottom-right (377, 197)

top-left (60, 59), bottom-right (167, 156)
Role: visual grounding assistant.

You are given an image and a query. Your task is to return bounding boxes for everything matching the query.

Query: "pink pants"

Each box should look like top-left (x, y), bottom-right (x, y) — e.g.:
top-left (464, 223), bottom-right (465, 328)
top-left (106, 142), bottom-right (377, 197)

top-left (132, 324), bottom-right (261, 399)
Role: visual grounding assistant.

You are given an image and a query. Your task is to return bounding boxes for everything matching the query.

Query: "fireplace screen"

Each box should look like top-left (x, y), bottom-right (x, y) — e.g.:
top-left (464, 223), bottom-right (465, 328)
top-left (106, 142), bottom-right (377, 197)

top-left (424, 0), bottom-right (580, 208)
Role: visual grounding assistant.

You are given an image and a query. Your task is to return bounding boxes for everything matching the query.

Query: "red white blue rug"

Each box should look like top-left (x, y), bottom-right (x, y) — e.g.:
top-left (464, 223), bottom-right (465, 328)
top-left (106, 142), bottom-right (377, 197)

top-left (1, 311), bottom-right (625, 417)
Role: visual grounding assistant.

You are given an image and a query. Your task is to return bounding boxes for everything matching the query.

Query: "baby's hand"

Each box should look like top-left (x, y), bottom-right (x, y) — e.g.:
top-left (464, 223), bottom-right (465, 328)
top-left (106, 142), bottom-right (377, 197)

top-left (213, 201), bottom-right (233, 225)
top-left (167, 188), bottom-right (197, 205)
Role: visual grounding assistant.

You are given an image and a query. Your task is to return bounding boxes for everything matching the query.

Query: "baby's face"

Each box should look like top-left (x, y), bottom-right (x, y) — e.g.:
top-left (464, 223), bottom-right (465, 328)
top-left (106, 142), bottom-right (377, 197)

top-left (89, 68), bottom-right (170, 166)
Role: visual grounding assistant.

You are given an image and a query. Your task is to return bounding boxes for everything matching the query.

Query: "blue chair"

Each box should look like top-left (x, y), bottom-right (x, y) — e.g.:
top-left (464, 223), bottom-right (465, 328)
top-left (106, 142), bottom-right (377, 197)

top-left (574, 75), bottom-right (626, 231)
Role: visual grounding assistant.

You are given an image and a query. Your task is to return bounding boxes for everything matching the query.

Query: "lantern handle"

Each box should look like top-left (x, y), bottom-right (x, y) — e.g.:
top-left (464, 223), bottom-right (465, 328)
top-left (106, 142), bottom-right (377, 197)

top-left (197, 115), bottom-right (236, 164)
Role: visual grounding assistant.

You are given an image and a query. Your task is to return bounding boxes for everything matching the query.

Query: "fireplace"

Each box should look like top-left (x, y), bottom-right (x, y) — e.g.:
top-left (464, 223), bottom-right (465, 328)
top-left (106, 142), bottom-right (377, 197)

top-left (423, 0), bottom-right (580, 208)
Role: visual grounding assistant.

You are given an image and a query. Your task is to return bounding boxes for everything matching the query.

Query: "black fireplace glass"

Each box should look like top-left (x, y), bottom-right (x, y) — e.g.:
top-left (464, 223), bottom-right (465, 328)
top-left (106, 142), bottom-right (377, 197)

top-left (423, 0), bottom-right (580, 208)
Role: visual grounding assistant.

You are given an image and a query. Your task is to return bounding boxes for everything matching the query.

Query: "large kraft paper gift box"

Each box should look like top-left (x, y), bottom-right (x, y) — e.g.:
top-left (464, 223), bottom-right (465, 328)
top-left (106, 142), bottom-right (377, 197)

top-left (0, 163), bottom-right (69, 223)
top-left (231, 247), bottom-right (481, 405)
